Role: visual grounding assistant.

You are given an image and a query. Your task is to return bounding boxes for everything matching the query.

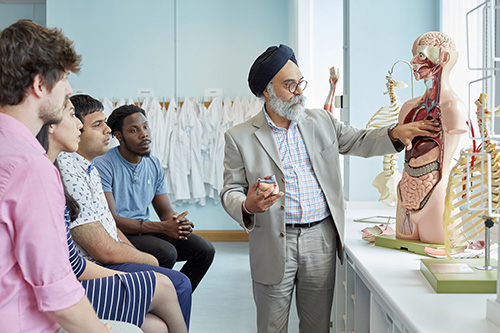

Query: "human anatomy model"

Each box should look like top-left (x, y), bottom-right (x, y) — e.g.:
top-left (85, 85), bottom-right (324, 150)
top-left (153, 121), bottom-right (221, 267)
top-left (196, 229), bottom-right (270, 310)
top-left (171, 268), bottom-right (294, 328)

top-left (256, 175), bottom-right (280, 196)
top-left (396, 32), bottom-right (467, 244)
top-left (366, 76), bottom-right (406, 206)
top-left (324, 66), bottom-right (340, 113)
top-left (442, 95), bottom-right (500, 257)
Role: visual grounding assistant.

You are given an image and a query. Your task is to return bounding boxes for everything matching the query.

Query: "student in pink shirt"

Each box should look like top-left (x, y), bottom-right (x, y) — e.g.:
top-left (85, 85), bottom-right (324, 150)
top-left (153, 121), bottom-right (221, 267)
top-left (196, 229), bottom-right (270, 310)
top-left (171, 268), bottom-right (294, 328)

top-left (0, 20), bottom-right (113, 333)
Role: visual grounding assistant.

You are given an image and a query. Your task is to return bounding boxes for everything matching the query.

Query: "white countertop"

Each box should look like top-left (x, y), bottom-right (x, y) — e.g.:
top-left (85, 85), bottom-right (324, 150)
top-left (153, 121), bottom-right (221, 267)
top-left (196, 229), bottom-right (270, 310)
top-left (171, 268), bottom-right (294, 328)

top-left (343, 201), bottom-right (500, 333)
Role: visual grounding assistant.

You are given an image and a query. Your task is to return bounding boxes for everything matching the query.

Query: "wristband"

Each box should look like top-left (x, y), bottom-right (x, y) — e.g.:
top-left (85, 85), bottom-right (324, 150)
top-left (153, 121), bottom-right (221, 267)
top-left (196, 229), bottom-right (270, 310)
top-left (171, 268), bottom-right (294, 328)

top-left (242, 200), bottom-right (254, 215)
top-left (388, 123), bottom-right (398, 142)
top-left (138, 219), bottom-right (144, 235)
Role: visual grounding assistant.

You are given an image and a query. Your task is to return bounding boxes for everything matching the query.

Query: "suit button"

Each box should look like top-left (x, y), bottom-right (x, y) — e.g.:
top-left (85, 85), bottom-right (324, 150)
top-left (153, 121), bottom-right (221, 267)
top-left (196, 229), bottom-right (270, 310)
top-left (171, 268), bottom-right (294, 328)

top-left (281, 177), bottom-right (285, 183)
top-left (280, 232), bottom-right (285, 237)
top-left (280, 205), bottom-right (285, 210)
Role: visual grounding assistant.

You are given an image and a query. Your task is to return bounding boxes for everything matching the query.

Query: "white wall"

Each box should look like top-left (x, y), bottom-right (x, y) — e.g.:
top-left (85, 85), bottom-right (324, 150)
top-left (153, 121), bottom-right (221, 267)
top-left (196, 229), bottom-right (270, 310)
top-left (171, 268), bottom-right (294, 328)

top-left (47, 0), bottom-right (176, 100)
top-left (175, 0), bottom-right (293, 100)
top-left (46, 0), bottom-right (294, 101)
top-left (0, 3), bottom-right (46, 28)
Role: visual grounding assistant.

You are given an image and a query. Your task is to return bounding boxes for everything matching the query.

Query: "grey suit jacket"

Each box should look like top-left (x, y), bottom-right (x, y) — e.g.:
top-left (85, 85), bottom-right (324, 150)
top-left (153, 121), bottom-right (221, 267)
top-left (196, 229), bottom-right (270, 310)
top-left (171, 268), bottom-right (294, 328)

top-left (220, 108), bottom-right (402, 285)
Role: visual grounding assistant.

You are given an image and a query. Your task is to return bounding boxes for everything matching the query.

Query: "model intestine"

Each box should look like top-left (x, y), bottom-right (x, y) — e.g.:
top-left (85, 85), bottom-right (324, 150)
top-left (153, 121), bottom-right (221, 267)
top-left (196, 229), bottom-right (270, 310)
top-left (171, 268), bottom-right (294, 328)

top-left (442, 94), bottom-right (500, 258)
top-left (395, 31), bottom-right (467, 244)
top-left (366, 75), bottom-right (406, 206)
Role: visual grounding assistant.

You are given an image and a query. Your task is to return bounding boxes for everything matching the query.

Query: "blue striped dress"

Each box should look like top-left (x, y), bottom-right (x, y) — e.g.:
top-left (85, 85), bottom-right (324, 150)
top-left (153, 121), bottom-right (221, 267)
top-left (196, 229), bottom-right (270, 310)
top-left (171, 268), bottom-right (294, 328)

top-left (65, 208), bottom-right (156, 327)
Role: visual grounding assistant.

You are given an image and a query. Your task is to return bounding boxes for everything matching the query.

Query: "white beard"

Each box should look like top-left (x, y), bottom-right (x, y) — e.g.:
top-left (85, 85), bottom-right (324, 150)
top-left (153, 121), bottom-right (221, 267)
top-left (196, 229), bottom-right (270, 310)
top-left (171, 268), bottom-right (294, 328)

top-left (267, 83), bottom-right (306, 122)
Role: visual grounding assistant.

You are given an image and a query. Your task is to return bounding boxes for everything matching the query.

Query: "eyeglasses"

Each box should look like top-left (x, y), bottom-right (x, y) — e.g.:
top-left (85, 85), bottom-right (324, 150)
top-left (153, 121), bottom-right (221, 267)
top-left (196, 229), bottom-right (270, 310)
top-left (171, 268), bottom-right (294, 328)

top-left (284, 80), bottom-right (308, 94)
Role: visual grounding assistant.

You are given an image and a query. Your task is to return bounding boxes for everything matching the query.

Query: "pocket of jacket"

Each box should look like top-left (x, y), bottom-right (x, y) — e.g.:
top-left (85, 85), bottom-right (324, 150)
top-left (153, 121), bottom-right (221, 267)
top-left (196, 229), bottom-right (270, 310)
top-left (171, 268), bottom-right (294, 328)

top-left (320, 143), bottom-right (338, 158)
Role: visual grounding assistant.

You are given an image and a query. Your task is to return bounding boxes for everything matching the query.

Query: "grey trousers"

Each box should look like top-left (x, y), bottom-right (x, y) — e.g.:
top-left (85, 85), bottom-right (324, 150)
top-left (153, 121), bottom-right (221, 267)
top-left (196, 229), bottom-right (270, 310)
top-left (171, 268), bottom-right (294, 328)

top-left (253, 217), bottom-right (338, 333)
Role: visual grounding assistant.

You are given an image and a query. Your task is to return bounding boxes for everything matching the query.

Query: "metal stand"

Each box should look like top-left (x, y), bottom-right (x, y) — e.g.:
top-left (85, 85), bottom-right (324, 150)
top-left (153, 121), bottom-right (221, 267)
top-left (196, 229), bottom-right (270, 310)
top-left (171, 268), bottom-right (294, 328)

top-left (388, 60), bottom-right (414, 98)
top-left (476, 218), bottom-right (497, 270)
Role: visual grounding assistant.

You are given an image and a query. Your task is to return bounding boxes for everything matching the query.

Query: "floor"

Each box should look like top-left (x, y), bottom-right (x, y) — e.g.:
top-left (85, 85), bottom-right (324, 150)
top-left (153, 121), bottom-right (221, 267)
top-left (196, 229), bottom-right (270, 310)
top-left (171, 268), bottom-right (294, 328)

top-left (180, 242), bottom-right (299, 333)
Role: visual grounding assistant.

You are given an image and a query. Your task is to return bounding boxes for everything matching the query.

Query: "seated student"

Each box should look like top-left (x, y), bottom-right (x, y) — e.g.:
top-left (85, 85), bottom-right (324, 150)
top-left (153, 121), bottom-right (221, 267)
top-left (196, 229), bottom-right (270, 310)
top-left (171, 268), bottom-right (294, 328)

top-left (0, 20), bottom-right (113, 333)
top-left (94, 104), bottom-right (215, 291)
top-left (36, 97), bottom-right (187, 333)
top-left (56, 94), bottom-right (192, 328)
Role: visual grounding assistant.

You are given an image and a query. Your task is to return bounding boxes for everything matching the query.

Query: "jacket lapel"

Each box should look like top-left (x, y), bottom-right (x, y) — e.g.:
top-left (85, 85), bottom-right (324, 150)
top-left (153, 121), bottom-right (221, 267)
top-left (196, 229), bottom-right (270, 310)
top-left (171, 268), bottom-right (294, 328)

top-left (253, 111), bottom-right (283, 172)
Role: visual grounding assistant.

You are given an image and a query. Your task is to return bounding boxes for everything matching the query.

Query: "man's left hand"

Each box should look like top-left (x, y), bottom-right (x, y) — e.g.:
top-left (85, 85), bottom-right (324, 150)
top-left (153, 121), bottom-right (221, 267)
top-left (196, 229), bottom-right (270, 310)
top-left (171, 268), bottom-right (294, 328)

top-left (173, 210), bottom-right (194, 240)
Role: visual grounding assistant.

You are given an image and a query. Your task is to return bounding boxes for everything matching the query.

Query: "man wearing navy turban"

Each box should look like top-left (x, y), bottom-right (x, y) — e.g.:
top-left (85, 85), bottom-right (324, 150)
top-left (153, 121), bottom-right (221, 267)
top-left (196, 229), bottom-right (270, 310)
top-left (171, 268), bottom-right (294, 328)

top-left (220, 44), bottom-right (439, 332)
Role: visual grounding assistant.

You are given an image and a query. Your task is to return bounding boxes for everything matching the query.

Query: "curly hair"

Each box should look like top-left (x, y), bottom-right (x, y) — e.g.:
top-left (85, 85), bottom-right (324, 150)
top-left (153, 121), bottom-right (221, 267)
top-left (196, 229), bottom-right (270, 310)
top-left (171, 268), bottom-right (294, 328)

top-left (417, 31), bottom-right (456, 50)
top-left (107, 104), bottom-right (146, 136)
top-left (0, 20), bottom-right (81, 107)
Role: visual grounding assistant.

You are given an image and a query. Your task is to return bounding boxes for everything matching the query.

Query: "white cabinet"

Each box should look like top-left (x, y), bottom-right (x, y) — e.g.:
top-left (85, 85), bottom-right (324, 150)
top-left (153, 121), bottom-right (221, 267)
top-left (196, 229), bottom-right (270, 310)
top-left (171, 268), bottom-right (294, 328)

top-left (332, 202), bottom-right (500, 333)
top-left (335, 252), bottom-right (407, 333)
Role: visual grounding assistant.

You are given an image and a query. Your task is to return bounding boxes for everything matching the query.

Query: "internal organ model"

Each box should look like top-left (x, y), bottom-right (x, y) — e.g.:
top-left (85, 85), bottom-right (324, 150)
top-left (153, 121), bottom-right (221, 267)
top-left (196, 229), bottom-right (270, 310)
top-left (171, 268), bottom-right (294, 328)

top-left (396, 32), bottom-right (467, 244)
top-left (366, 75), bottom-right (406, 206)
top-left (400, 92), bottom-right (443, 211)
top-left (256, 175), bottom-right (280, 196)
top-left (443, 95), bottom-right (500, 258)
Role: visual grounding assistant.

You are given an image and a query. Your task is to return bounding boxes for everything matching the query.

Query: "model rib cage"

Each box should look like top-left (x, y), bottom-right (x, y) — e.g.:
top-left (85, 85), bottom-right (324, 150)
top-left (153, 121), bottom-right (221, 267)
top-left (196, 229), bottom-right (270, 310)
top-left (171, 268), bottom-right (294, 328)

top-left (443, 94), bottom-right (500, 258)
top-left (366, 75), bottom-right (406, 206)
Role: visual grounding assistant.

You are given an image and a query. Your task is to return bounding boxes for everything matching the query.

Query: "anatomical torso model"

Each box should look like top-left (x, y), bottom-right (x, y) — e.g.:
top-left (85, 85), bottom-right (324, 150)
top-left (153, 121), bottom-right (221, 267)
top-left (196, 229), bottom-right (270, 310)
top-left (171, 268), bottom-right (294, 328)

top-left (396, 32), bottom-right (467, 244)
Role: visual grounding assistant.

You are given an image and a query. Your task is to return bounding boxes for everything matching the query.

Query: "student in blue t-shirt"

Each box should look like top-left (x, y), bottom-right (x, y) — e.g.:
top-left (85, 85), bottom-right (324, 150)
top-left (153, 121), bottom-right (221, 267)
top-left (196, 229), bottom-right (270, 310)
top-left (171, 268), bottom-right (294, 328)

top-left (94, 104), bottom-right (215, 292)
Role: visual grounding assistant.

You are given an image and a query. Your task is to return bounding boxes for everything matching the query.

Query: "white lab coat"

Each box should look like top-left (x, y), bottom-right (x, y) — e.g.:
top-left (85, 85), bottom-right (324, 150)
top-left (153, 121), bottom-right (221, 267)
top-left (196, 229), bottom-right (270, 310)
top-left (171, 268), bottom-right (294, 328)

top-left (168, 98), bottom-right (191, 203)
top-left (149, 98), bottom-right (168, 168)
top-left (102, 97), bottom-right (120, 149)
top-left (231, 97), bottom-right (245, 126)
top-left (249, 96), bottom-right (264, 119)
top-left (205, 97), bottom-right (224, 203)
top-left (184, 98), bottom-right (205, 205)
top-left (162, 98), bottom-right (177, 200)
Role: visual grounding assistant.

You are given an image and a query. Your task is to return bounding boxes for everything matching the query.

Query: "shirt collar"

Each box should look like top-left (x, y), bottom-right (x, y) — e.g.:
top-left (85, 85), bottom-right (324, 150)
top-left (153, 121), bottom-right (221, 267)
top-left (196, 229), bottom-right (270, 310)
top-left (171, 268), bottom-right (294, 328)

top-left (0, 113), bottom-right (47, 156)
top-left (72, 152), bottom-right (94, 175)
top-left (113, 146), bottom-right (142, 169)
top-left (263, 106), bottom-right (298, 130)
top-left (87, 161), bottom-right (95, 176)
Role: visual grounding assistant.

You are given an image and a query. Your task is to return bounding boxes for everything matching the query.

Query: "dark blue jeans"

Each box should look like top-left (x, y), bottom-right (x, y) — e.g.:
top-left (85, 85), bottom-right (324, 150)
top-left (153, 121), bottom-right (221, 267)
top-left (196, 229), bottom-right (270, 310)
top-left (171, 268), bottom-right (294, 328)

top-left (126, 233), bottom-right (215, 291)
top-left (107, 262), bottom-right (192, 329)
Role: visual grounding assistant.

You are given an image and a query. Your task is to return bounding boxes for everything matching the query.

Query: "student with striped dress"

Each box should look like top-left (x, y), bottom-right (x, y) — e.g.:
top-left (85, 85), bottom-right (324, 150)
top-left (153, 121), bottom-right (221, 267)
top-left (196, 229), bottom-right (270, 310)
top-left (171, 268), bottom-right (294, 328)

top-left (36, 98), bottom-right (187, 333)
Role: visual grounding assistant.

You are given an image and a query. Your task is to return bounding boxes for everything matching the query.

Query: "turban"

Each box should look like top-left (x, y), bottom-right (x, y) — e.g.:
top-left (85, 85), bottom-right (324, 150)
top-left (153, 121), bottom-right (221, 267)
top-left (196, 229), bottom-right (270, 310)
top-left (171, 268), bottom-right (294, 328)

top-left (248, 44), bottom-right (298, 97)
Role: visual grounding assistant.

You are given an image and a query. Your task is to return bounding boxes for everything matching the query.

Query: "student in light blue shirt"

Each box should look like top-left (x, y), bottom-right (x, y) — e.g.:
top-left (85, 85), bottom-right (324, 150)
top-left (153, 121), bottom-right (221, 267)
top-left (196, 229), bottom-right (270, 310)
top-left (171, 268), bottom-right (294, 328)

top-left (94, 104), bottom-right (215, 292)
